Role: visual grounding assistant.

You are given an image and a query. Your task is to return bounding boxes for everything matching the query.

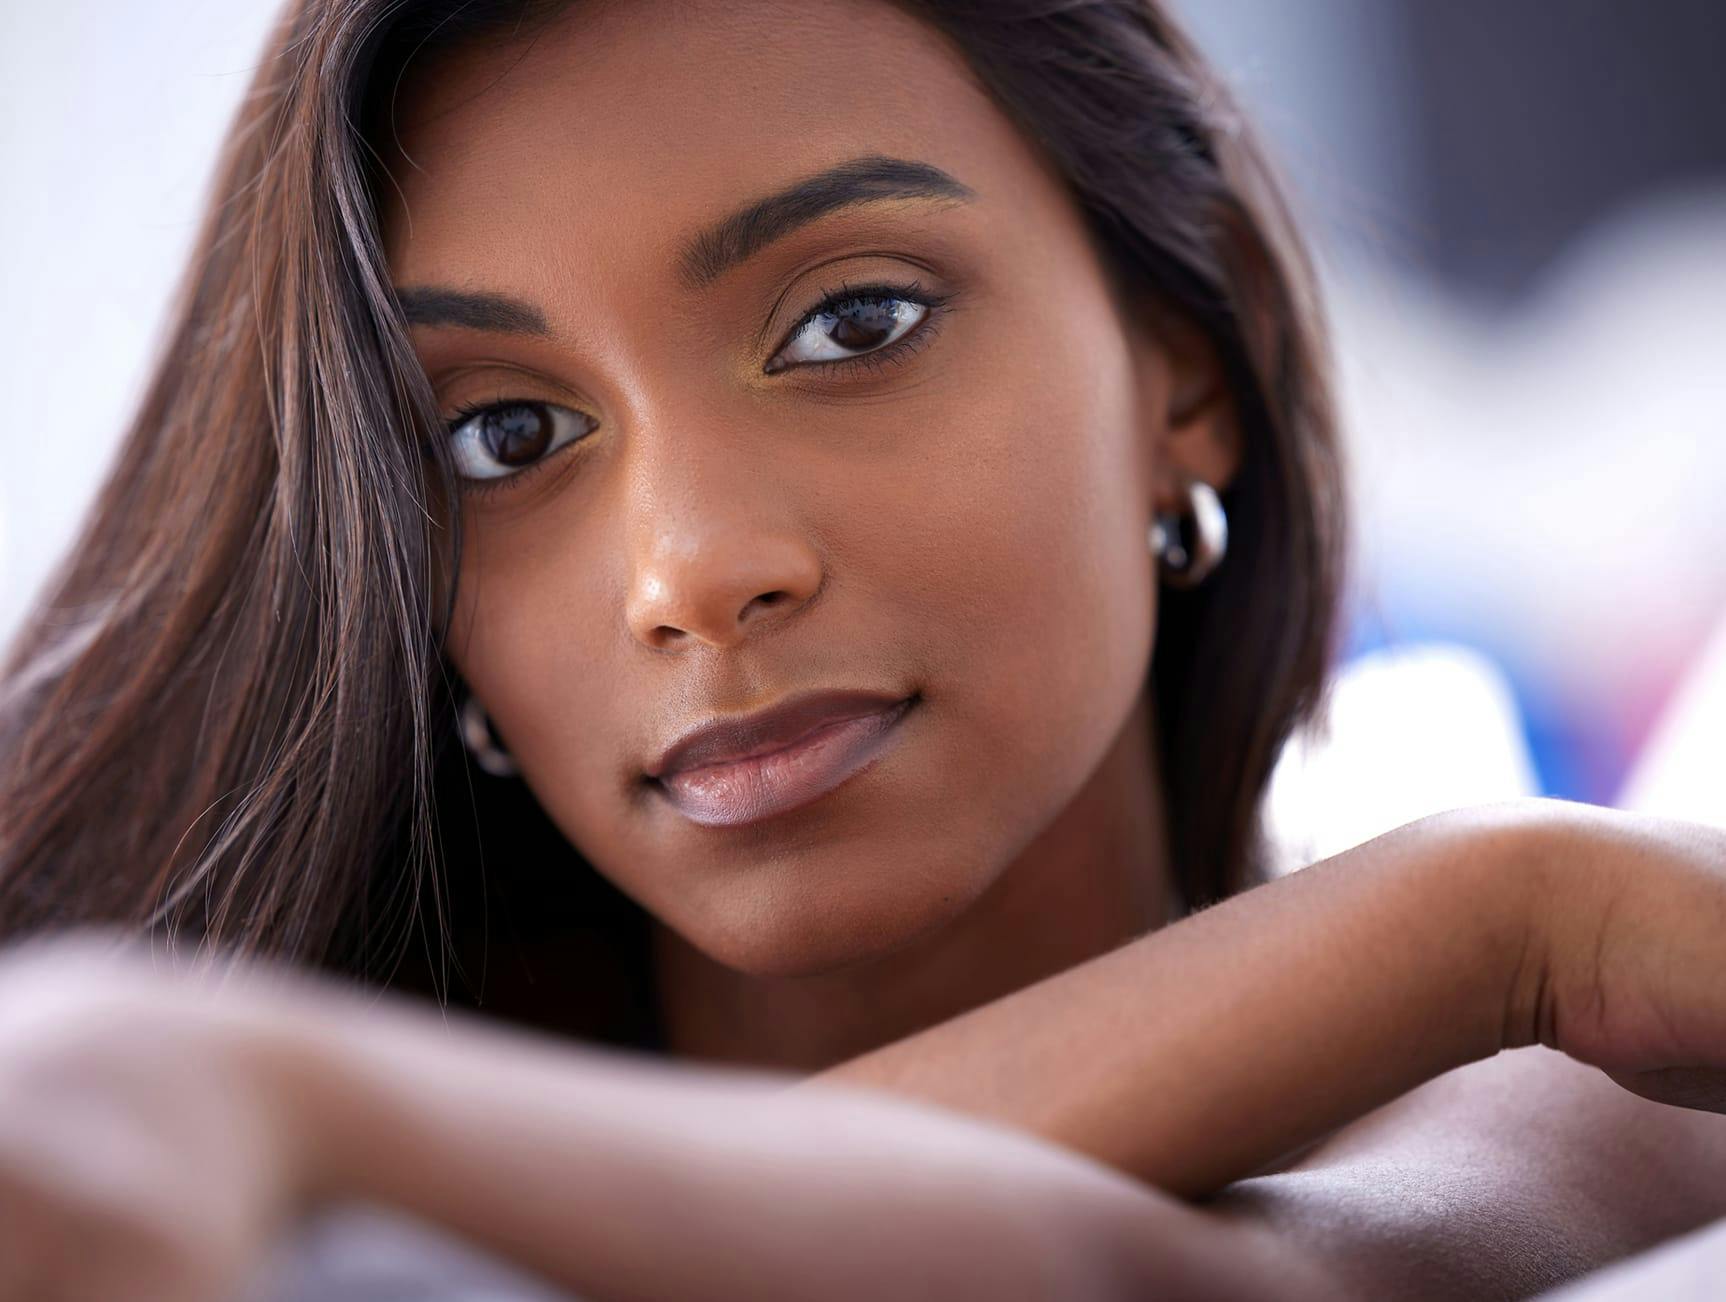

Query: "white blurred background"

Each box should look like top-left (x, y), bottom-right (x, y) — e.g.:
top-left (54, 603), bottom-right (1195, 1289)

top-left (3, 0), bottom-right (1722, 853)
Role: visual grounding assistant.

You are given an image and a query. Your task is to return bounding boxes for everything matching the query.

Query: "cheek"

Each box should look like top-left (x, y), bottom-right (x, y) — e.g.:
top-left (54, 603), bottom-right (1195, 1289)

top-left (443, 517), bottom-right (619, 801)
top-left (854, 302), bottom-right (1159, 849)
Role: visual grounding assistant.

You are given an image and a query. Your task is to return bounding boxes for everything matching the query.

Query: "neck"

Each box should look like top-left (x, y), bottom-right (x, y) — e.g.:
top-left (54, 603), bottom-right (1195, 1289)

top-left (649, 691), bottom-right (1174, 1073)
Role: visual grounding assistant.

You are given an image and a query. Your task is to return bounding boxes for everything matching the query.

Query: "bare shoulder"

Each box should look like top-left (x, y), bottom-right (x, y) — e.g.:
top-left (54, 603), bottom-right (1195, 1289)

top-left (1202, 1047), bottom-right (1726, 1300)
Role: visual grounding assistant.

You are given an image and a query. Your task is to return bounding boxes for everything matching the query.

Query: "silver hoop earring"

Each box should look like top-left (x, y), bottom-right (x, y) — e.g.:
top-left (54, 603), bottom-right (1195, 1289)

top-left (1148, 478), bottom-right (1228, 589)
top-left (460, 690), bottom-right (519, 778)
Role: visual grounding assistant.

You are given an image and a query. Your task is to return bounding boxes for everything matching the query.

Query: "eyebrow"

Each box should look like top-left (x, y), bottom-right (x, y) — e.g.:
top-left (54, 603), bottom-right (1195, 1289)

top-left (395, 286), bottom-right (550, 336)
top-left (677, 153), bottom-right (974, 289)
top-left (393, 154), bottom-right (974, 336)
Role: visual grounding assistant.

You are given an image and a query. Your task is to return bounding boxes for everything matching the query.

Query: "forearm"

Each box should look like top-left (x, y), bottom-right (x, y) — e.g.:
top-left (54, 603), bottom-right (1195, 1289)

top-left (1533, 1216), bottom-right (1726, 1300)
top-left (1205, 1042), bottom-right (1726, 1299)
top-left (808, 802), bottom-right (1544, 1198)
top-left (261, 986), bottom-right (1307, 1301)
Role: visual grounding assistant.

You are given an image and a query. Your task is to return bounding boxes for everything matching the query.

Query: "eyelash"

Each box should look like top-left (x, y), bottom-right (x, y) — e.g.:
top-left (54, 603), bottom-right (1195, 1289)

top-left (442, 277), bottom-right (953, 499)
top-left (774, 276), bottom-right (954, 376)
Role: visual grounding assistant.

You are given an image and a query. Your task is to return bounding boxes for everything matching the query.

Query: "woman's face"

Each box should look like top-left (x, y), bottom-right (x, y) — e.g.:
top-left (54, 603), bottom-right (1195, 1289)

top-left (384, 0), bottom-right (1236, 977)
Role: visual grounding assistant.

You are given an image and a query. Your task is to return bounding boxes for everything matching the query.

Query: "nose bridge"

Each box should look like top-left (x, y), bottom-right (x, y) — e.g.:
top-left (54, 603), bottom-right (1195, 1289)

top-left (621, 404), bottom-right (824, 651)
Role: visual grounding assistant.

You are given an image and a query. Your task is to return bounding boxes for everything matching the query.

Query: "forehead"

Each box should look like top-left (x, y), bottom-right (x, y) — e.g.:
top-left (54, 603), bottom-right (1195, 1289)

top-left (378, 0), bottom-right (1054, 288)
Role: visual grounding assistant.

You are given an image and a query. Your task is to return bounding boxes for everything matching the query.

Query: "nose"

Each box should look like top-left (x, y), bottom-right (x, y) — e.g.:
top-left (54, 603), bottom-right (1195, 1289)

top-left (622, 433), bottom-right (825, 652)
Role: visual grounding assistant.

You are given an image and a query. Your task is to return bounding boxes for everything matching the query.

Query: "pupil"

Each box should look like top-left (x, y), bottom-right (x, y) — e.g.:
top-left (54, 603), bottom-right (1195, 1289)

top-left (483, 404), bottom-right (551, 465)
top-left (830, 301), bottom-right (897, 350)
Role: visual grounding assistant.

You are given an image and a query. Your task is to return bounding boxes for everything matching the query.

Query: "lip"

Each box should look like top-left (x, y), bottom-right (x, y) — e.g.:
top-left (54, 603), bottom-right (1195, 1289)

top-left (646, 688), bottom-right (914, 779)
top-left (649, 692), bottom-right (917, 828)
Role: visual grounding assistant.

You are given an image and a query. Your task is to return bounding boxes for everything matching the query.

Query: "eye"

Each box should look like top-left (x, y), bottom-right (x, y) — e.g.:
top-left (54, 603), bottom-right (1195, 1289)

top-left (765, 279), bottom-right (951, 376)
top-left (444, 400), bottom-right (596, 488)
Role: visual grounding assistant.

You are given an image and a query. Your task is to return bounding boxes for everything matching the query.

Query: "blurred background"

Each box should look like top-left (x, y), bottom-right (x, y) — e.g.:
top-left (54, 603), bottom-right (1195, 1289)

top-left (2, 0), bottom-right (1722, 858)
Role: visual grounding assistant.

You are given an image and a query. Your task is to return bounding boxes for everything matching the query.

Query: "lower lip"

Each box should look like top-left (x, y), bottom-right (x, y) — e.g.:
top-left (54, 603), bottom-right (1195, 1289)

top-left (654, 697), bottom-right (916, 828)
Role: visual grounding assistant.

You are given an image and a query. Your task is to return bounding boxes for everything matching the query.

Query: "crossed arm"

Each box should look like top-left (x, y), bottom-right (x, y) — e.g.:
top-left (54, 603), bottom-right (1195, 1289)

top-left (807, 799), bottom-right (1726, 1296)
top-left (266, 800), bottom-right (1726, 1296)
top-left (6, 798), bottom-right (1725, 1299)
top-left (286, 986), bottom-right (1306, 1301)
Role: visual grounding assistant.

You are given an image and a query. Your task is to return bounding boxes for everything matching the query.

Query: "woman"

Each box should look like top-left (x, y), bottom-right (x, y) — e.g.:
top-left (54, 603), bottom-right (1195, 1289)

top-left (1, 0), bottom-right (1724, 1297)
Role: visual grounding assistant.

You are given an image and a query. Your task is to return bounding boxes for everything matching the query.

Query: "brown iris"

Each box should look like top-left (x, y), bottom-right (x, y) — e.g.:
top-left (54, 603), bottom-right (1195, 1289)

top-left (826, 300), bottom-right (898, 350)
top-left (480, 403), bottom-right (554, 466)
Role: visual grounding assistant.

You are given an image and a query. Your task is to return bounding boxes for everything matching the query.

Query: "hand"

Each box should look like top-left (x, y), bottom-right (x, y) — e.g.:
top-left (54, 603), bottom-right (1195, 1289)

top-left (1509, 799), bottom-right (1726, 1112)
top-left (0, 931), bottom-right (316, 1302)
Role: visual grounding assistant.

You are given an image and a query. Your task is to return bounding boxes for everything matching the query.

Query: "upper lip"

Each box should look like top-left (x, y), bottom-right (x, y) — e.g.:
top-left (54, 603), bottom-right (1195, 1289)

top-left (646, 688), bottom-right (912, 780)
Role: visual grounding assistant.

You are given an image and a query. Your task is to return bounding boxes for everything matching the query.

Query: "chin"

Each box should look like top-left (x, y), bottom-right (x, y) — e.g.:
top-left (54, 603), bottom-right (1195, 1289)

top-left (677, 861), bottom-right (993, 979)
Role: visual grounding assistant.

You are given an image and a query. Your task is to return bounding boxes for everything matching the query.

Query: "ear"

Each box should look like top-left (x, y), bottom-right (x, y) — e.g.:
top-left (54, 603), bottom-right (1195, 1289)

top-left (1126, 302), bottom-right (1243, 515)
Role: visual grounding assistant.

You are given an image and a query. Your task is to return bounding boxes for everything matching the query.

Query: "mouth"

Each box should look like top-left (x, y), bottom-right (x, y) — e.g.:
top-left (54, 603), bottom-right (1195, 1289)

top-left (649, 694), bottom-right (918, 828)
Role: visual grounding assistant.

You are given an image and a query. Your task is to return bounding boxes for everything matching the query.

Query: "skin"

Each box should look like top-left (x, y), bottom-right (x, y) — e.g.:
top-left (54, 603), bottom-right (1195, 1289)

top-left (2, 803), bottom-right (1726, 1299)
top-left (387, 0), bottom-right (1232, 1070)
top-left (363, 0), bottom-right (1726, 1292)
top-left (6, 3), bottom-right (1726, 1298)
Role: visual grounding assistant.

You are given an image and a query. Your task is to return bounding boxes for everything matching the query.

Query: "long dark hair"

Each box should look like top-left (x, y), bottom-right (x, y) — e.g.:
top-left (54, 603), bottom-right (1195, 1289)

top-left (0, 0), bottom-right (1345, 1047)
